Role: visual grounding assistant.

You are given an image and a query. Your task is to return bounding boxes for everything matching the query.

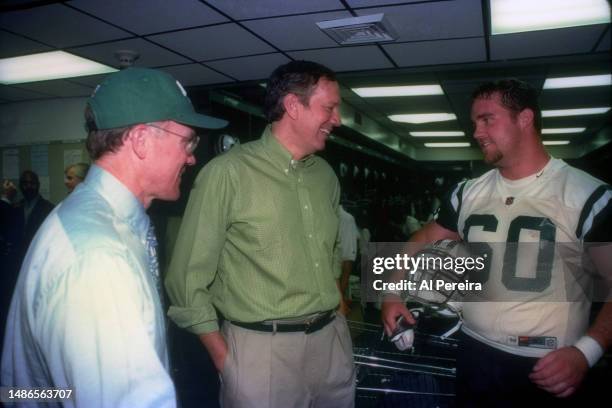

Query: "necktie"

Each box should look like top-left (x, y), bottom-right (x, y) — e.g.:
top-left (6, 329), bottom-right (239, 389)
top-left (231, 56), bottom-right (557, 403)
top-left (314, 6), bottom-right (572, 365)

top-left (146, 222), bottom-right (163, 303)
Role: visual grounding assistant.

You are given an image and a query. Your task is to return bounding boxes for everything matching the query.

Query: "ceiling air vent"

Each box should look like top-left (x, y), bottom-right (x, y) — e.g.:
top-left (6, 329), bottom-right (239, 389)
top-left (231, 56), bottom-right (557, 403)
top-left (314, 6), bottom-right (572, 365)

top-left (316, 13), bottom-right (397, 45)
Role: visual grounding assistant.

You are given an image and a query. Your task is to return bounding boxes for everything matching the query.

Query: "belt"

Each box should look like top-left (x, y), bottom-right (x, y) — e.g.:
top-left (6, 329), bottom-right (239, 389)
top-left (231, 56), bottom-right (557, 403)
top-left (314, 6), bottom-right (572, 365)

top-left (230, 310), bottom-right (336, 334)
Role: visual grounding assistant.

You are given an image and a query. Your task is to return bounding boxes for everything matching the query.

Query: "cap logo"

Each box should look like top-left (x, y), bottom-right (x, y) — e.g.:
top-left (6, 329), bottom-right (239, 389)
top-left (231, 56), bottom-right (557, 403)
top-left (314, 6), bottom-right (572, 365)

top-left (175, 80), bottom-right (187, 97)
top-left (91, 84), bottom-right (101, 97)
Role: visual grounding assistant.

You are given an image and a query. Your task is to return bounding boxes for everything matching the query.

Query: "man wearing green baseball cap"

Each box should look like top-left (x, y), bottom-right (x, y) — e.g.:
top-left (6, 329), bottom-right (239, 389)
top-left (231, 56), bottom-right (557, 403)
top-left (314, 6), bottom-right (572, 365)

top-left (1, 67), bottom-right (227, 408)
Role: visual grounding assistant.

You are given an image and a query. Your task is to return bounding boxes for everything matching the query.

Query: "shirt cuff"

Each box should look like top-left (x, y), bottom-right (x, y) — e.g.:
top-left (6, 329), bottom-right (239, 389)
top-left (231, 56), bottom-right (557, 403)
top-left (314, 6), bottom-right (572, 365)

top-left (167, 306), bottom-right (219, 334)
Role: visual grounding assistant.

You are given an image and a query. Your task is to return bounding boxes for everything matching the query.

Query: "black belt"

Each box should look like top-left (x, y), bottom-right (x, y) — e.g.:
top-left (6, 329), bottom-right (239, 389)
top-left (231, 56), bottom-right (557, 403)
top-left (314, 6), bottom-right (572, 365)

top-left (230, 310), bottom-right (335, 334)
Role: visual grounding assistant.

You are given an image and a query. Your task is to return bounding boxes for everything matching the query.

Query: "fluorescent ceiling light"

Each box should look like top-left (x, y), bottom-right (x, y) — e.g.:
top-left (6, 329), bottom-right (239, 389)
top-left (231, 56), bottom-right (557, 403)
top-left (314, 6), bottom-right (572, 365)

top-left (410, 131), bottom-right (465, 137)
top-left (424, 142), bottom-right (470, 148)
top-left (541, 128), bottom-right (586, 134)
top-left (389, 113), bottom-right (456, 124)
top-left (0, 51), bottom-right (117, 85)
top-left (542, 107), bottom-right (610, 117)
top-left (543, 140), bottom-right (570, 145)
top-left (490, 0), bottom-right (611, 35)
top-left (543, 74), bottom-right (612, 89)
top-left (353, 84), bottom-right (443, 97)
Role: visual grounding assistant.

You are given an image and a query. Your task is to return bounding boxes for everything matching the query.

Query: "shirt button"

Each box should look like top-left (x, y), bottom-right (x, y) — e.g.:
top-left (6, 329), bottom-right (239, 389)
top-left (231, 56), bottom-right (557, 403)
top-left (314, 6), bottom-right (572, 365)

top-left (308, 234), bottom-right (313, 238)
top-left (304, 205), bottom-right (308, 210)
top-left (298, 178), bottom-right (302, 182)
top-left (315, 263), bottom-right (319, 268)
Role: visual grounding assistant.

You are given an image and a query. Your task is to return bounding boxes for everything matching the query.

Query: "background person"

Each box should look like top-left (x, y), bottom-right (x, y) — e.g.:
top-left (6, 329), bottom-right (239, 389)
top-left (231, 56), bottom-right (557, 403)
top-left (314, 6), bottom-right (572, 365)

top-left (64, 162), bottom-right (90, 193)
top-left (339, 204), bottom-right (360, 313)
top-left (16, 170), bottom-right (54, 255)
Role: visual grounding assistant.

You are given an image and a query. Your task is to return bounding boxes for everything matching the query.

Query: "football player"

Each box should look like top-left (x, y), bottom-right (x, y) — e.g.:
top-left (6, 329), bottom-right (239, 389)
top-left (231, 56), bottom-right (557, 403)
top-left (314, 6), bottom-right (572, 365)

top-left (382, 79), bottom-right (611, 406)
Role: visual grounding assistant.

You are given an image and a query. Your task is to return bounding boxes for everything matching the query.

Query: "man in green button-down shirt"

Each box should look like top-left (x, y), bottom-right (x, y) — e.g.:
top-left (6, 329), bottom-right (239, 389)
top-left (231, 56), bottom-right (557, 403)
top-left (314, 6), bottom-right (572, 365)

top-left (166, 61), bottom-right (355, 407)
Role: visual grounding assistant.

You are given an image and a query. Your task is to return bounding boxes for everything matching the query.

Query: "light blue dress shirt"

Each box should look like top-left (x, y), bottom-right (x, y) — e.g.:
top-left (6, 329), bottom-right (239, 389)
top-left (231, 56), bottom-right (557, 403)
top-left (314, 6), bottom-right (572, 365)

top-left (1, 165), bottom-right (175, 408)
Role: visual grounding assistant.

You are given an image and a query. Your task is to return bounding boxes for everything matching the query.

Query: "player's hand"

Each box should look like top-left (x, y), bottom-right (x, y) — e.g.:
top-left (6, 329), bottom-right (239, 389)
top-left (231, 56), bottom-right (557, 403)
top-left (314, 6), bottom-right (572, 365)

top-left (529, 346), bottom-right (588, 397)
top-left (381, 294), bottom-right (416, 336)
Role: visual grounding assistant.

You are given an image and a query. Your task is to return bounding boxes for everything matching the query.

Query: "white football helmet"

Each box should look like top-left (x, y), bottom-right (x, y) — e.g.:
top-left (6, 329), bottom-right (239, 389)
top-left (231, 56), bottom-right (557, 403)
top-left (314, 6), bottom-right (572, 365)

top-left (404, 239), bottom-right (470, 315)
top-left (390, 240), bottom-right (470, 350)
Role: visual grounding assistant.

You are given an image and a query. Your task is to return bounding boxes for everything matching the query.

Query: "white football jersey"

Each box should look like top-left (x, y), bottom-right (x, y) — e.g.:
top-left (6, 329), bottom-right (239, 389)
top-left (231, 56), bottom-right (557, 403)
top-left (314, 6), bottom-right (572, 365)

top-left (436, 158), bottom-right (611, 357)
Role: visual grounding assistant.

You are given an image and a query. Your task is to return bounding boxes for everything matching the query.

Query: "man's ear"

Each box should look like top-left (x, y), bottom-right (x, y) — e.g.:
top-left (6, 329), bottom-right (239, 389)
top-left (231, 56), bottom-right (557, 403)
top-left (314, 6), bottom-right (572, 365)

top-left (282, 93), bottom-right (301, 120)
top-left (518, 108), bottom-right (535, 130)
top-left (127, 125), bottom-right (149, 160)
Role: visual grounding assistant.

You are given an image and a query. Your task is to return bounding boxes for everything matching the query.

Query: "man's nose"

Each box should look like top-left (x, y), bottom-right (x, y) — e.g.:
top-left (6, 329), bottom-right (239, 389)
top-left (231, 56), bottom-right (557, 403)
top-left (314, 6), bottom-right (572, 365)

top-left (331, 108), bottom-right (341, 127)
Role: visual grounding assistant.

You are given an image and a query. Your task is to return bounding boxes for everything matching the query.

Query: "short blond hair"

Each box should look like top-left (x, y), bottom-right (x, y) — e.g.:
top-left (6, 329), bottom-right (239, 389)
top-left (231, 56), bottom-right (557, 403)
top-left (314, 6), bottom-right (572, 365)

top-left (65, 162), bottom-right (90, 180)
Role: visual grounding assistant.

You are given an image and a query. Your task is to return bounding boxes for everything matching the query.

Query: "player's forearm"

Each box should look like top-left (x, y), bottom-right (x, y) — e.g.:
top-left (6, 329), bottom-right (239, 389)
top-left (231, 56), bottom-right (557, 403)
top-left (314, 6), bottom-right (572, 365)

top-left (384, 222), bottom-right (459, 287)
top-left (410, 221), bottom-right (460, 244)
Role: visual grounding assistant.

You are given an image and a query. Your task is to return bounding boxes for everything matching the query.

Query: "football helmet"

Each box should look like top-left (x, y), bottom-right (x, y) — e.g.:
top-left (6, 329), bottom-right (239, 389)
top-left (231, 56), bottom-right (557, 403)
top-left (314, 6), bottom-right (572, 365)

top-left (404, 239), bottom-right (470, 315)
top-left (390, 240), bottom-right (471, 350)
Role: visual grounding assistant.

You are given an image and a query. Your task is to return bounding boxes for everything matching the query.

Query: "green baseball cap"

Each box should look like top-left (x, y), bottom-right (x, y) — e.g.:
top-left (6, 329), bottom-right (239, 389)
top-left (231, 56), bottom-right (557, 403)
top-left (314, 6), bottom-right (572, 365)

top-left (88, 67), bottom-right (227, 130)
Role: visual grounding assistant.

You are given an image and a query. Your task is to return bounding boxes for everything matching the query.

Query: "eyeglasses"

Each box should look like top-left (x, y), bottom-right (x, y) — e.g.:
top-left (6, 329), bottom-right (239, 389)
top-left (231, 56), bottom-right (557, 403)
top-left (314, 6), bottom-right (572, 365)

top-left (146, 123), bottom-right (200, 154)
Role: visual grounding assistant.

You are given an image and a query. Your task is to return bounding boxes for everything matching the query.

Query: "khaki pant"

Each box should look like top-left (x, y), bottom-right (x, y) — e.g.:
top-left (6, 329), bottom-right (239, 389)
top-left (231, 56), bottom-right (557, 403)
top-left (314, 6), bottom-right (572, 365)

top-left (220, 312), bottom-right (356, 408)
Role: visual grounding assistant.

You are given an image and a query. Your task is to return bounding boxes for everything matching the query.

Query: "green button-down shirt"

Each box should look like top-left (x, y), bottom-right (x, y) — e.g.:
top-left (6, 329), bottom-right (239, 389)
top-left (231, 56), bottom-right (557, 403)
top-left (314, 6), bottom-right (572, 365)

top-left (165, 126), bottom-right (341, 334)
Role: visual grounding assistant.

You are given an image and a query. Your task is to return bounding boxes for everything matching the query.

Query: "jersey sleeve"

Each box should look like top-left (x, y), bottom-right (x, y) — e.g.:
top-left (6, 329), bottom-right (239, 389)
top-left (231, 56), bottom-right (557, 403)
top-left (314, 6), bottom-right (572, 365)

top-left (434, 181), bottom-right (467, 232)
top-left (577, 185), bottom-right (612, 242)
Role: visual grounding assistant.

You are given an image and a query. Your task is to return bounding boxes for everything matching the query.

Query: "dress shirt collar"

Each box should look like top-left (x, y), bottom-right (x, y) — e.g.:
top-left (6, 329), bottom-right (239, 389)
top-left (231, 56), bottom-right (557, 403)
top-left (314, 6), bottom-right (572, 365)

top-left (84, 164), bottom-right (150, 236)
top-left (262, 125), bottom-right (316, 173)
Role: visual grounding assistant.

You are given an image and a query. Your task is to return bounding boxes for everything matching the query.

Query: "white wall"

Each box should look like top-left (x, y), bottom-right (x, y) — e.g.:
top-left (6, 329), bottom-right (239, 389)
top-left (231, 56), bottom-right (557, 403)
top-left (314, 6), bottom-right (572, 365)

top-left (0, 97), bottom-right (88, 146)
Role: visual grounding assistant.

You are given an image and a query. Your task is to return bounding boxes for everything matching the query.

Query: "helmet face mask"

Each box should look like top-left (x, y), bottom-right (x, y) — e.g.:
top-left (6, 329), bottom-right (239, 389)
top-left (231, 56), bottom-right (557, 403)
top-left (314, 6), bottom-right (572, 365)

top-left (404, 240), bottom-right (470, 317)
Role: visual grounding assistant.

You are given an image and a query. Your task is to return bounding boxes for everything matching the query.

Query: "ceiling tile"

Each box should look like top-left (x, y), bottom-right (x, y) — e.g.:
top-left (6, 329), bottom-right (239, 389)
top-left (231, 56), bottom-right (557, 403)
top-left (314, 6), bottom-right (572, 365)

top-left (348, 0), bottom-right (429, 6)
top-left (205, 0), bottom-right (345, 20)
top-left (288, 46), bottom-right (393, 72)
top-left (0, 85), bottom-right (53, 101)
top-left (366, 95), bottom-right (450, 115)
top-left (67, 73), bottom-right (113, 88)
top-left (0, 3), bottom-right (130, 48)
top-left (242, 11), bottom-right (352, 50)
top-left (542, 116), bottom-right (606, 129)
top-left (595, 27), bottom-right (610, 51)
top-left (206, 54), bottom-right (290, 81)
top-left (147, 24), bottom-right (275, 61)
top-left (383, 38), bottom-right (486, 67)
top-left (340, 72), bottom-right (440, 88)
top-left (490, 25), bottom-right (607, 60)
top-left (445, 91), bottom-right (474, 130)
top-left (68, 38), bottom-right (190, 68)
top-left (14, 79), bottom-right (94, 98)
top-left (160, 63), bottom-right (234, 86)
top-left (355, 0), bottom-right (483, 42)
top-left (540, 88), bottom-right (612, 109)
top-left (0, 31), bottom-right (52, 58)
top-left (70, 0), bottom-right (228, 35)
